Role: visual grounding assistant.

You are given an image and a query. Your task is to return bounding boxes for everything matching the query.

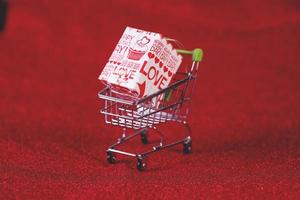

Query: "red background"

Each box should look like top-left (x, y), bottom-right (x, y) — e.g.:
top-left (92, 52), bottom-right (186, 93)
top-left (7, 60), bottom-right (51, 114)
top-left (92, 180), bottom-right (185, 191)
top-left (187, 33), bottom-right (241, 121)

top-left (1, 0), bottom-right (300, 199)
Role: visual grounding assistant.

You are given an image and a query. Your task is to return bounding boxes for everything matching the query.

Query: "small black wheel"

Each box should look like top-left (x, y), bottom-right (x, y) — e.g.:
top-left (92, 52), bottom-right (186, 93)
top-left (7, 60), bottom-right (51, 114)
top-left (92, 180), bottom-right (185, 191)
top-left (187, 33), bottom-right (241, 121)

top-left (137, 158), bottom-right (147, 171)
top-left (107, 152), bottom-right (116, 164)
top-left (183, 139), bottom-right (192, 154)
top-left (140, 129), bottom-right (148, 144)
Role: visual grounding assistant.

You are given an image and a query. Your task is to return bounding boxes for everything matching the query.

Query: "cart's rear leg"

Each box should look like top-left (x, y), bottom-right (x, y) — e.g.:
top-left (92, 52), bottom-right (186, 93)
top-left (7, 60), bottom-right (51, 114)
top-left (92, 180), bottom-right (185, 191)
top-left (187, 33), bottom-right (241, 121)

top-left (140, 128), bottom-right (148, 144)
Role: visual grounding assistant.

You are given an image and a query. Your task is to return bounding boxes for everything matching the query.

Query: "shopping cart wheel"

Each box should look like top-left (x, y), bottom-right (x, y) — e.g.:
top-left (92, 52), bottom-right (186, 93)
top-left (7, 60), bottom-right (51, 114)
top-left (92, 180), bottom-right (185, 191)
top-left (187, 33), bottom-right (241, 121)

top-left (183, 139), bottom-right (192, 154)
top-left (137, 157), bottom-right (147, 171)
top-left (140, 129), bottom-right (148, 144)
top-left (107, 151), bottom-right (116, 164)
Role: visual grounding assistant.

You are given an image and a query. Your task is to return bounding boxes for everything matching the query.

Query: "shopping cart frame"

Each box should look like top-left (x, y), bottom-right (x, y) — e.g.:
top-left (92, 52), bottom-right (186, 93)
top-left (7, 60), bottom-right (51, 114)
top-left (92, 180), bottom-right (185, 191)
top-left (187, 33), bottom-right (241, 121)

top-left (98, 48), bottom-right (203, 171)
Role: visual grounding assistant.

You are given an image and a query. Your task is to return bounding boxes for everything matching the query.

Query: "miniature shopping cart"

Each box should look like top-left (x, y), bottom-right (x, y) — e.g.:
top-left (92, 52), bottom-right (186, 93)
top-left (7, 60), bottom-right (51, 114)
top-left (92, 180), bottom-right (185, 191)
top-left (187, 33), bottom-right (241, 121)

top-left (98, 48), bottom-right (203, 171)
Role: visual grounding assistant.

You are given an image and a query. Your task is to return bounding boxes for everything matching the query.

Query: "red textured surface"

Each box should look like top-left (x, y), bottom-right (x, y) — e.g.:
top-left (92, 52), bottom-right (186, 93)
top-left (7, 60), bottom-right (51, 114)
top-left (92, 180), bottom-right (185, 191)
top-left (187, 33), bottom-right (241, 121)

top-left (1, 0), bottom-right (300, 199)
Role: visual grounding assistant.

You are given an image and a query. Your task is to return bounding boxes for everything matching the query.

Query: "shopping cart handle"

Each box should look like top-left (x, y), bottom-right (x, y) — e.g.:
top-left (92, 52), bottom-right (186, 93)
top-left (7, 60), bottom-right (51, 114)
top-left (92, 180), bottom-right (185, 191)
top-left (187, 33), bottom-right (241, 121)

top-left (176, 48), bottom-right (203, 62)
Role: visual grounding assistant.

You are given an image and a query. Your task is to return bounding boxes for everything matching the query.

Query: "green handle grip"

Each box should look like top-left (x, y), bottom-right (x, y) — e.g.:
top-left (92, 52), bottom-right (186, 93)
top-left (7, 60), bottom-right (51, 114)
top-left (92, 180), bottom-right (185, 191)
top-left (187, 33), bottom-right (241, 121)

top-left (176, 48), bottom-right (203, 62)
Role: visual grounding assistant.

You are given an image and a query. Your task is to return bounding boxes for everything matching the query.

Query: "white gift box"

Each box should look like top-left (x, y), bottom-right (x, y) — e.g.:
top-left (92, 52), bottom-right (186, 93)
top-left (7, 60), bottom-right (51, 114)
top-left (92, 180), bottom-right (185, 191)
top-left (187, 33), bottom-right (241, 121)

top-left (99, 27), bottom-right (182, 100)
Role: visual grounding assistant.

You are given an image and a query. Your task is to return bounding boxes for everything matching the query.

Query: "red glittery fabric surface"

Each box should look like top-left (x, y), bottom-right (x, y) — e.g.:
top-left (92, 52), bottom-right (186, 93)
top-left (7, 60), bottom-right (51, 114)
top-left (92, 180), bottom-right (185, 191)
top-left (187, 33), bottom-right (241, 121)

top-left (1, 0), bottom-right (300, 199)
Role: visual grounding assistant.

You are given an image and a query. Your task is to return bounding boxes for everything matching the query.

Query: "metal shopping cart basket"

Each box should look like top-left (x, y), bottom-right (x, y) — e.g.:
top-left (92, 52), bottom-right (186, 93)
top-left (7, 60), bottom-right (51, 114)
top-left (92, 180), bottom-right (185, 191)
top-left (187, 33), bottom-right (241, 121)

top-left (98, 48), bottom-right (203, 171)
